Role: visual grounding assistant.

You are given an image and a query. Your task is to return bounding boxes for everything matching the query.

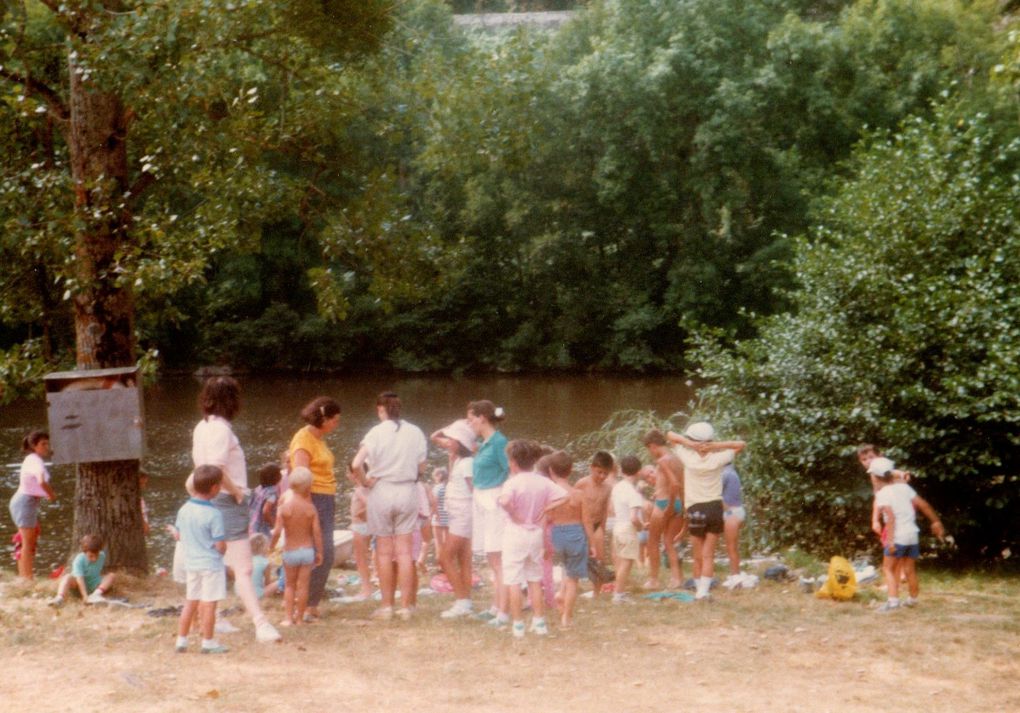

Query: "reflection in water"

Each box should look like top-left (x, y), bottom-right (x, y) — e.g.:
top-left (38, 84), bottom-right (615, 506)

top-left (1, 373), bottom-right (692, 571)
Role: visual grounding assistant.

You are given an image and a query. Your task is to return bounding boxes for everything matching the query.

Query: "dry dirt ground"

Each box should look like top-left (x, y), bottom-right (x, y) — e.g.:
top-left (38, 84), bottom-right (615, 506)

top-left (2, 565), bottom-right (1018, 713)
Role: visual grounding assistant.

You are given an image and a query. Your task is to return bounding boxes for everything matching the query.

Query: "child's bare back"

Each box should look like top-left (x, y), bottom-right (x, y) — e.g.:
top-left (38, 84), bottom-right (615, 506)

top-left (548, 483), bottom-right (584, 525)
top-left (278, 495), bottom-right (319, 551)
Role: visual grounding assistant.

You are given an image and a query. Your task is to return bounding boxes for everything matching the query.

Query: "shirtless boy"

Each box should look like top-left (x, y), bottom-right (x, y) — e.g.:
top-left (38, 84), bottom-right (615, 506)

top-left (642, 429), bottom-right (685, 589)
top-left (545, 450), bottom-right (588, 628)
top-left (575, 451), bottom-right (614, 565)
top-left (271, 467), bottom-right (323, 626)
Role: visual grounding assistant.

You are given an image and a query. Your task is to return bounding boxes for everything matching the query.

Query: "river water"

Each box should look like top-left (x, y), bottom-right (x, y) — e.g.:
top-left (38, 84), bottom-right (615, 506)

top-left (1, 373), bottom-right (692, 572)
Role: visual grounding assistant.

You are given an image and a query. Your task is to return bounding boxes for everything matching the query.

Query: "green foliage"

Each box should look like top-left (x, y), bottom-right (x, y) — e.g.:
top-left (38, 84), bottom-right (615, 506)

top-left (693, 101), bottom-right (1020, 561)
top-left (569, 409), bottom-right (687, 464)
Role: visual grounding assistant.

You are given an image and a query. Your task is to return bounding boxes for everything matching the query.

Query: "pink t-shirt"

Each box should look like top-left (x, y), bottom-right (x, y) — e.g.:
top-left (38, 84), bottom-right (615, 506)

top-left (499, 472), bottom-right (567, 531)
top-left (17, 452), bottom-right (50, 498)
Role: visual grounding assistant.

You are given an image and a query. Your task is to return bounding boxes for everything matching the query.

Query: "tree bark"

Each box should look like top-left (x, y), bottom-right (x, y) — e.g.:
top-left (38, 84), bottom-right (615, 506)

top-left (64, 51), bottom-right (147, 573)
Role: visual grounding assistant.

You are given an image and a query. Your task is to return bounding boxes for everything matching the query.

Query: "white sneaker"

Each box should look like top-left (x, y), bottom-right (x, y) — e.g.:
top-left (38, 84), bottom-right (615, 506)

top-left (722, 574), bottom-right (742, 590)
top-left (214, 619), bottom-right (240, 634)
top-left (85, 590), bottom-right (106, 605)
top-left (440, 601), bottom-right (473, 620)
top-left (739, 573), bottom-right (760, 589)
top-left (255, 620), bottom-right (282, 642)
top-left (511, 621), bottom-right (526, 638)
top-left (530, 619), bottom-right (549, 636)
top-left (486, 613), bottom-right (510, 628)
top-left (47, 595), bottom-right (65, 608)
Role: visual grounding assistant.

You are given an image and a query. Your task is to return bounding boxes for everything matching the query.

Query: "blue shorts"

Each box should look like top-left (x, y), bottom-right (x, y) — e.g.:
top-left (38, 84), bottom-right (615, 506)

top-left (551, 523), bottom-right (588, 580)
top-left (654, 498), bottom-right (683, 516)
top-left (886, 543), bottom-right (920, 559)
top-left (282, 547), bottom-right (316, 567)
top-left (9, 492), bottom-right (41, 528)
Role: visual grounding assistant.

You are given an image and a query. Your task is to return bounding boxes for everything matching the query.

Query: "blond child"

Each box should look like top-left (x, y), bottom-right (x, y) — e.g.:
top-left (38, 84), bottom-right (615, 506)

top-left (271, 466), bottom-right (323, 626)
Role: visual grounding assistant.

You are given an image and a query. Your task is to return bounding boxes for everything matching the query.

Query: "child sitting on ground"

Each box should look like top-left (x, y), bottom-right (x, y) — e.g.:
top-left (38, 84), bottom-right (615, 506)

top-left (611, 456), bottom-right (648, 604)
top-left (271, 466), bottom-right (323, 626)
top-left (175, 465), bottom-right (229, 654)
top-left (498, 440), bottom-right (567, 637)
top-left (868, 457), bottom-right (945, 612)
top-left (49, 534), bottom-right (116, 607)
top-left (249, 533), bottom-right (274, 599)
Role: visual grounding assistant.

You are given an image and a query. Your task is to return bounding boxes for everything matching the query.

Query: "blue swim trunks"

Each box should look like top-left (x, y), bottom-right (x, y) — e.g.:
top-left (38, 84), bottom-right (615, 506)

top-left (551, 523), bottom-right (588, 580)
top-left (654, 498), bottom-right (683, 516)
top-left (887, 543), bottom-right (920, 559)
top-left (282, 547), bottom-right (316, 567)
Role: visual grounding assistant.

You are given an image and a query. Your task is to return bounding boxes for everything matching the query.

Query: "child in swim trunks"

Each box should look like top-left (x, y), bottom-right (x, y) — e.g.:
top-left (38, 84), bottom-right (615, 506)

top-left (544, 450), bottom-right (588, 628)
top-left (641, 429), bottom-right (685, 589)
top-left (271, 466), bottom-right (323, 626)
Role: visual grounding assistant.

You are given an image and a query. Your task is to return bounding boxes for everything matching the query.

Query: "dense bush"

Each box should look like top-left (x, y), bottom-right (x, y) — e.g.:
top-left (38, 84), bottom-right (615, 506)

top-left (693, 103), bottom-right (1020, 561)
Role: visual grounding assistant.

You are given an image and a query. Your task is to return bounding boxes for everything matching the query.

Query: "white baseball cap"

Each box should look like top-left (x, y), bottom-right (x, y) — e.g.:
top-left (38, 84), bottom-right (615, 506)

top-left (867, 457), bottom-right (895, 478)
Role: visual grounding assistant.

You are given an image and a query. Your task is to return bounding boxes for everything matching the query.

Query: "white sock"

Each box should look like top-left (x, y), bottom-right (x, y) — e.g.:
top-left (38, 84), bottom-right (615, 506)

top-left (201, 638), bottom-right (219, 649)
top-left (888, 597), bottom-right (900, 606)
top-left (176, 635), bottom-right (188, 648)
top-left (696, 577), bottom-right (711, 596)
top-left (457, 598), bottom-right (472, 609)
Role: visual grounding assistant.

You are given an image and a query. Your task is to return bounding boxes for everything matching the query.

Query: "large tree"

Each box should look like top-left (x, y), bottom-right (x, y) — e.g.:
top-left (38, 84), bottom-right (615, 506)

top-left (0, 0), bottom-right (391, 571)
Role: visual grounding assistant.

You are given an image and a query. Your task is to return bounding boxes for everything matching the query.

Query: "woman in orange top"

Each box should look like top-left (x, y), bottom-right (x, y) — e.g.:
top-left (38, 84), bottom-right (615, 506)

top-left (288, 396), bottom-right (341, 620)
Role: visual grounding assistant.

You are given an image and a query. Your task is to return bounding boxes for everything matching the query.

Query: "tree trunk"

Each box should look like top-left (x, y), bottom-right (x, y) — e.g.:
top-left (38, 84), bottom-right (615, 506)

top-left (64, 52), bottom-right (147, 573)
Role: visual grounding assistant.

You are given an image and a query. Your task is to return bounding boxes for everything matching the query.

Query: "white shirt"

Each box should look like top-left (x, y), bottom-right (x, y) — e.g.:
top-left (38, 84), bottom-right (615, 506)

top-left (361, 420), bottom-right (427, 484)
top-left (875, 482), bottom-right (920, 545)
top-left (446, 456), bottom-right (474, 500)
top-left (610, 478), bottom-right (644, 533)
top-left (17, 452), bottom-right (50, 498)
top-left (192, 416), bottom-right (247, 488)
top-left (676, 447), bottom-right (735, 507)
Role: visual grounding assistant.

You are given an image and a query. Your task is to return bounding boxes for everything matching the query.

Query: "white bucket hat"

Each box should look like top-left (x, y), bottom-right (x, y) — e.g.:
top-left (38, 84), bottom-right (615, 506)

top-left (684, 421), bottom-right (715, 442)
top-left (439, 419), bottom-right (477, 453)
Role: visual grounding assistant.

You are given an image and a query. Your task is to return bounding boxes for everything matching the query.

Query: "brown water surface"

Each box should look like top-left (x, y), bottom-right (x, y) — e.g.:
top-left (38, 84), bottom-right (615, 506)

top-left (1, 373), bottom-right (692, 571)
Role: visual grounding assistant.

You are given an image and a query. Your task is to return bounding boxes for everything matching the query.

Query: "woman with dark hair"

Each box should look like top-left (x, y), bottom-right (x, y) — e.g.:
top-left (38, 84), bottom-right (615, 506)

top-left (466, 399), bottom-right (510, 626)
top-left (8, 430), bottom-right (56, 579)
top-left (191, 376), bottom-right (281, 643)
top-left (288, 395), bottom-right (342, 620)
top-left (350, 392), bottom-right (427, 621)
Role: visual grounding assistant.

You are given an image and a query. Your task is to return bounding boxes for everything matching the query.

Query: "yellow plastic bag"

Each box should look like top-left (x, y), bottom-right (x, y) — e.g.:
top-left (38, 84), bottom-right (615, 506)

top-left (815, 556), bottom-right (857, 601)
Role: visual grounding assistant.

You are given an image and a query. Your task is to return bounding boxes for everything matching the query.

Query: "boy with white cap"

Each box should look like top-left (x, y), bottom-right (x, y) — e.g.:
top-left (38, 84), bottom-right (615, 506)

top-left (667, 422), bottom-right (745, 600)
top-left (867, 457), bottom-right (945, 611)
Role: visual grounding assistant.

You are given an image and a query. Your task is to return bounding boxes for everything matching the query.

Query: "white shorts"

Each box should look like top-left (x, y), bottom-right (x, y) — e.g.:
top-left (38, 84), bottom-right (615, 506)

top-left (724, 506), bottom-right (746, 523)
top-left (501, 524), bottom-right (544, 586)
top-left (446, 496), bottom-right (473, 540)
top-left (172, 540), bottom-right (187, 584)
top-left (472, 488), bottom-right (506, 554)
top-left (185, 569), bottom-right (227, 602)
top-left (367, 480), bottom-right (418, 537)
